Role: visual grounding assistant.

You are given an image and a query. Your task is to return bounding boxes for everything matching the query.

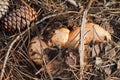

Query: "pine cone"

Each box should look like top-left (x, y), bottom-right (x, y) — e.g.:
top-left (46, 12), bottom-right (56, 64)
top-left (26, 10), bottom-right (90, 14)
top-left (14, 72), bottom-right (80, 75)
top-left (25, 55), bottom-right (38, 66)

top-left (0, 6), bottom-right (37, 32)
top-left (0, 0), bottom-right (9, 19)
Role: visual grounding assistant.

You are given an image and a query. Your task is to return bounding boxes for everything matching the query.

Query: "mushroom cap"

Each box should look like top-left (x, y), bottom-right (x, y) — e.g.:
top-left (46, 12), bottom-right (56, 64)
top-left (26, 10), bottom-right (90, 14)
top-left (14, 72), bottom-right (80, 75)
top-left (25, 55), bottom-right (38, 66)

top-left (65, 22), bottom-right (111, 49)
top-left (51, 27), bottom-right (70, 48)
top-left (28, 36), bottom-right (48, 65)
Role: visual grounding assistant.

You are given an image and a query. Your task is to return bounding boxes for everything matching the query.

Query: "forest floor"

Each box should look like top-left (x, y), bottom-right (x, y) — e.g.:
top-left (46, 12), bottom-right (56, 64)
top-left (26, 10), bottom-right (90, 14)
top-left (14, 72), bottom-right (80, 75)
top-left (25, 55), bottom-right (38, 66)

top-left (0, 0), bottom-right (120, 80)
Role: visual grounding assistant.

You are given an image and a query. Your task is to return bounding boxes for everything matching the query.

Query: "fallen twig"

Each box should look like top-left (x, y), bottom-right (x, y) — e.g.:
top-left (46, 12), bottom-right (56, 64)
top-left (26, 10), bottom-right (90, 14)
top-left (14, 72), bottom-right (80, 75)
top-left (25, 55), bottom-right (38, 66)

top-left (79, 0), bottom-right (95, 79)
top-left (35, 11), bottom-right (79, 25)
top-left (79, 10), bottom-right (87, 80)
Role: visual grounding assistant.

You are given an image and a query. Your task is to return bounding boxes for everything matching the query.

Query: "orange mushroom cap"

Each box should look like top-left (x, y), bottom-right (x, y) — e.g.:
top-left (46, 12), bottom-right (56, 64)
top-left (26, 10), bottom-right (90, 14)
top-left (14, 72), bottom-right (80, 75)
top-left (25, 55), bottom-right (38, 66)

top-left (65, 23), bottom-right (111, 49)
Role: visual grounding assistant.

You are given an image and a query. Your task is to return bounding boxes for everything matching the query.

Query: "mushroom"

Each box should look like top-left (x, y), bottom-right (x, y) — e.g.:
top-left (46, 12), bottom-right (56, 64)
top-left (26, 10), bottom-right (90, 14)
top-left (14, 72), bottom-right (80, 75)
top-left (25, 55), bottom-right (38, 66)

top-left (51, 27), bottom-right (70, 48)
top-left (28, 36), bottom-right (49, 65)
top-left (65, 22), bottom-right (112, 67)
top-left (65, 22), bottom-right (111, 49)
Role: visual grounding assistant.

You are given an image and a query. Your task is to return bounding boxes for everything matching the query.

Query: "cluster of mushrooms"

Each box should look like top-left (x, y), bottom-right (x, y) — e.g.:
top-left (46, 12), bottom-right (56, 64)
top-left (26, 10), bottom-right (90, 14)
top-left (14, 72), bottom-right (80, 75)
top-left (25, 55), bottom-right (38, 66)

top-left (28, 22), bottom-right (111, 67)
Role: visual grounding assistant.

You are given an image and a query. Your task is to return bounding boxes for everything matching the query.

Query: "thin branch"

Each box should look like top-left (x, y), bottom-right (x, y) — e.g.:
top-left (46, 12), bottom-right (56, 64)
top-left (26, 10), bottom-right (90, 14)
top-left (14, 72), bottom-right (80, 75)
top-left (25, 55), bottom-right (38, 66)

top-left (35, 11), bottom-right (79, 25)
top-left (79, 0), bottom-right (95, 79)
top-left (79, 10), bottom-right (87, 80)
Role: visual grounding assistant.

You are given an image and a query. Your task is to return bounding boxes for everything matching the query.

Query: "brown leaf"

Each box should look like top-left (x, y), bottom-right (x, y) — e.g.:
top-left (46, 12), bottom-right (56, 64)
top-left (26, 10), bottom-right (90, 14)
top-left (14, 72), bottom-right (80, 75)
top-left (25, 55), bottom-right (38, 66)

top-left (46, 59), bottom-right (62, 75)
top-left (65, 50), bottom-right (77, 68)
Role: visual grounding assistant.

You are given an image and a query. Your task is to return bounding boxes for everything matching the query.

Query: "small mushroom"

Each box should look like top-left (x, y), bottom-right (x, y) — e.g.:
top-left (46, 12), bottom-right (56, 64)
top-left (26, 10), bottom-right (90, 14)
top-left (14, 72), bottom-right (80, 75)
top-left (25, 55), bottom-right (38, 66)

top-left (51, 27), bottom-right (70, 48)
top-left (28, 36), bottom-right (49, 65)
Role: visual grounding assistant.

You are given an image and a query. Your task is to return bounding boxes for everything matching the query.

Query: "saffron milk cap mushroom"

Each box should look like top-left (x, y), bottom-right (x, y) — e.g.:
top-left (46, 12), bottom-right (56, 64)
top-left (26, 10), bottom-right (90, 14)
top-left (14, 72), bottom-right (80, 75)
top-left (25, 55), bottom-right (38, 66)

top-left (28, 36), bottom-right (48, 65)
top-left (65, 22), bottom-right (111, 49)
top-left (51, 27), bottom-right (70, 48)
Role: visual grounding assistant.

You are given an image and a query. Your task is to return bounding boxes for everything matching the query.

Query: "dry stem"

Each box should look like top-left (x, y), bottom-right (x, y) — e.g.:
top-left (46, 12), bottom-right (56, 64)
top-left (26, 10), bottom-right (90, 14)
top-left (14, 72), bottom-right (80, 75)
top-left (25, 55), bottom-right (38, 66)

top-left (35, 11), bottom-right (79, 25)
top-left (79, 10), bottom-right (87, 80)
top-left (79, 0), bottom-right (95, 79)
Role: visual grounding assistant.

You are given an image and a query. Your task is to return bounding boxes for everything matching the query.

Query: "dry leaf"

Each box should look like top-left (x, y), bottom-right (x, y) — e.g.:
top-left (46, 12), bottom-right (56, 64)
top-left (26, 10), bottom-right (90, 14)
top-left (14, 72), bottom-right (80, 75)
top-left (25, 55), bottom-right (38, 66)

top-left (65, 22), bottom-right (111, 49)
top-left (46, 59), bottom-right (61, 75)
top-left (65, 50), bottom-right (77, 68)
top-left (51, 27), bottom-right (70, 48)
top-left (28, 36), bottom-right (48, 65)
